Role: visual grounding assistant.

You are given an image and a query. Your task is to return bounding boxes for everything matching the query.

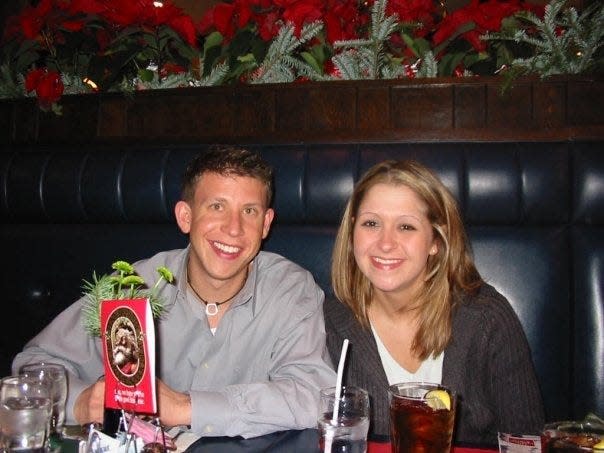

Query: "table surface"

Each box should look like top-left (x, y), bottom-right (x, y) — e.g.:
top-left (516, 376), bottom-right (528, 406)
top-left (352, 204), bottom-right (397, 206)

top-left (182, 428), bottom-right (498, 452)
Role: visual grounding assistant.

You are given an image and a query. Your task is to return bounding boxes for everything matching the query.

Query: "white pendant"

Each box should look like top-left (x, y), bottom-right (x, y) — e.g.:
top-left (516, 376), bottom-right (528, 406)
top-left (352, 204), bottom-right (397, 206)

top-left (205, 303), bottom-right (219, 316)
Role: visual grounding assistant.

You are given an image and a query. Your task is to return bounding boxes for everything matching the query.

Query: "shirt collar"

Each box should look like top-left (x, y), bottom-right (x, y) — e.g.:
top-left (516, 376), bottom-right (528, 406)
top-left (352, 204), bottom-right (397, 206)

top-left (177, 245), bottom-right (258, 316)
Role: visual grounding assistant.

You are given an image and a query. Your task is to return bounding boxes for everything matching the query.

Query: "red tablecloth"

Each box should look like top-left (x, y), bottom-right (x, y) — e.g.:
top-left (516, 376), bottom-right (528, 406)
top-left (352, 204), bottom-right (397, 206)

top-left (368, 442), bottom-right (496, 453)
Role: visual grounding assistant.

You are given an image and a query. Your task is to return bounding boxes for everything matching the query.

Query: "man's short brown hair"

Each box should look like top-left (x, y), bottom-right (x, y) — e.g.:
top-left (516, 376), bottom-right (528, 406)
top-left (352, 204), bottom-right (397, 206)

top-left (181, 146), bottom-right (274, 206)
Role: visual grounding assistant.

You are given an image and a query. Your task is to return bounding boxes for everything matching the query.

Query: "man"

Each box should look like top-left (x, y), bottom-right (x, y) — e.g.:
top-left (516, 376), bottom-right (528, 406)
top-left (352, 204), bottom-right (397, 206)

top-left (13, 147), bottom-right (336, 438)
top-left (112, 322), bottom-right (139, 376)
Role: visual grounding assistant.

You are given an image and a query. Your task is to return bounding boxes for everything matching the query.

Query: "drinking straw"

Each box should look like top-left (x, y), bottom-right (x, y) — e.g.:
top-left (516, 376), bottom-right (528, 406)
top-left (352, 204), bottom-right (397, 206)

top-left (332, 338), bottom-right (349, 422)
top-left (324, 338), bottom-right (349, 453)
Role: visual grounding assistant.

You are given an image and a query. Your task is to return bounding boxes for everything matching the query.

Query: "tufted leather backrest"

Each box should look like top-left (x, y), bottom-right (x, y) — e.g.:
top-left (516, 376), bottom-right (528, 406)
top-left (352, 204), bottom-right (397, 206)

top-left (1, 141), bottom-right (602, 422)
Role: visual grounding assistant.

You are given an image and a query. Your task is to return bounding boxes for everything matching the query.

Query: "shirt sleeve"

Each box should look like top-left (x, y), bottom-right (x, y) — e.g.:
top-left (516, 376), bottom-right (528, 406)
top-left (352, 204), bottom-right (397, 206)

top-left (12, 298), bottom-right (106, 424)
top-left (188, 275), bottom-right (336, 438)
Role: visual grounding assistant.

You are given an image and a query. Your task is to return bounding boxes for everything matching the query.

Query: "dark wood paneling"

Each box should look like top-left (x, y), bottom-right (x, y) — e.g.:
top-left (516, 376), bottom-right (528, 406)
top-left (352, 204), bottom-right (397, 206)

top-left (2, 76), bottom-right (603, 145)
top-left (391, 84), bottom-right (453, 130)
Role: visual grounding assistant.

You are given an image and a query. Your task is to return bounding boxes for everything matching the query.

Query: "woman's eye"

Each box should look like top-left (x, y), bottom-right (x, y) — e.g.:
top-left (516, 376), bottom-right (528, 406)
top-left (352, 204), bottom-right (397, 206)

top-left (361, 220), bottom-right (378, 227)
top-left (400, 224), bottom-right (415, 231)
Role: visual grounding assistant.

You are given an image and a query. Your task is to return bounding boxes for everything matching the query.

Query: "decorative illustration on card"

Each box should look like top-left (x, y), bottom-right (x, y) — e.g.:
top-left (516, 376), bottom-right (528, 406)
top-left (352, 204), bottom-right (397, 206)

top-left (101, 298), bottom-right (157, 414)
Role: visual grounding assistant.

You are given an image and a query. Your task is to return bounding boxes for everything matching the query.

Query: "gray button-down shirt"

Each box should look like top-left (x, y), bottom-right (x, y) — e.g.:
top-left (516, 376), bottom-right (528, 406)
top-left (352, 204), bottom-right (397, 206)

top-left (13, 248), bottom-right (336, 438)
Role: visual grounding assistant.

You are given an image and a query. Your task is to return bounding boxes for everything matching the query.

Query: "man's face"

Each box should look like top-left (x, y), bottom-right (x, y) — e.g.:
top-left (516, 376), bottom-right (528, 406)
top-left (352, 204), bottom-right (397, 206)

top-left (113, 327), bottom-right (137, 366)
top-left (175, 172), bottom-right (274, 291)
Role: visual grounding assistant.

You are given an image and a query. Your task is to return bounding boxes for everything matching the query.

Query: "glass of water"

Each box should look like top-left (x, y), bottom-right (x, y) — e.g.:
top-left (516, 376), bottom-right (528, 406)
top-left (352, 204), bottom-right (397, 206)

top-left (0, 375), bottom-right (52, 451)
top-left (318, 386), bottom-right (370, 453)
top-left (20, 363), bottom-right (68, 437)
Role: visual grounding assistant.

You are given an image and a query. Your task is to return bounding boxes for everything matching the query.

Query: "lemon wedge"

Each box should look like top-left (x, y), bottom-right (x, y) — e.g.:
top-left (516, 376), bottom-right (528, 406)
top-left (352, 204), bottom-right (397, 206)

top-left (593, 439), bottom-right (604, 451)
top-left (424, 389), bottom-right (451, 410)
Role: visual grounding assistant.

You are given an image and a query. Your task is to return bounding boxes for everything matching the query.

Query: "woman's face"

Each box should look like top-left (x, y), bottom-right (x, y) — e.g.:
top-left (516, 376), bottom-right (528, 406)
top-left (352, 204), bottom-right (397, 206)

top-left (353, 183), bottom-right (438, 300)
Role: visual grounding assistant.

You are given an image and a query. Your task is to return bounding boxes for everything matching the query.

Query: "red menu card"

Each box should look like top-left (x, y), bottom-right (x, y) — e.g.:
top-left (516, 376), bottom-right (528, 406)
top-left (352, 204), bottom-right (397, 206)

top-left (100, 298), bottom-right (157, 414)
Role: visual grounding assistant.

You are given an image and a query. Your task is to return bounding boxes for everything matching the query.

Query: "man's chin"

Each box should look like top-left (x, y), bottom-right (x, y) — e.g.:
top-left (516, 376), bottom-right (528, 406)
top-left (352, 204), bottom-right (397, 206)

top-left (114, 352), bottom-right (126, 367)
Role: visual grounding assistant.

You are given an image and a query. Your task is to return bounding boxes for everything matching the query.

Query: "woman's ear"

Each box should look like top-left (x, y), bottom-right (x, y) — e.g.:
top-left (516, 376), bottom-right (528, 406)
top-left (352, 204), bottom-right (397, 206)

top-left (174, 201), bottom-right (192, 234)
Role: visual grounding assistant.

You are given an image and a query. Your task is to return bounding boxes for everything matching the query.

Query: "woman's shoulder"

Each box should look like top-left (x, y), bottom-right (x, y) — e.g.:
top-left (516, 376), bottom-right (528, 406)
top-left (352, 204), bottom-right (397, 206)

top-left (324, 294), bottom-right (353, 317)
top-left (454, 283), bottom-right (523, 330)
top-left (323, 295), bottom-right (360, 329)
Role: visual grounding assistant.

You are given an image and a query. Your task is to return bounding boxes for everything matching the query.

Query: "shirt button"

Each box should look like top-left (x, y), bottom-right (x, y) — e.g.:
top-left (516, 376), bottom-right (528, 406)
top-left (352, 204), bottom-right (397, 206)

top-left (204, 425), bottom-right (213, 433)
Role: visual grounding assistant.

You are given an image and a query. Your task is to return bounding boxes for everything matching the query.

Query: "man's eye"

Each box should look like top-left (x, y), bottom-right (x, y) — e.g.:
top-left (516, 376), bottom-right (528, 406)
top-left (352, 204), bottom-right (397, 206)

top-left (210, 203), bottom-right (222, 210)
top-left (244, 207), bottom-right (257, 215)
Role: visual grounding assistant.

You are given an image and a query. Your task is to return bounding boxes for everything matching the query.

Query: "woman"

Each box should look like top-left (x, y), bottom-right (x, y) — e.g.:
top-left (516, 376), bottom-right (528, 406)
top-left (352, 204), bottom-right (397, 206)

top-left (324, 159), bottom-right (544, 445)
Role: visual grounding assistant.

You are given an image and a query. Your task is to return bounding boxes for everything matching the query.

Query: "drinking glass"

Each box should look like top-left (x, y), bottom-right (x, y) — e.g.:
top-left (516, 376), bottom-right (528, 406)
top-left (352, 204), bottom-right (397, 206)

top-left (318, 385), bottom-right (370, 453)
top-left (541, 417), bottom-right (604, 452)
top-left (388, 382), bottom-right (456, 453)
top-left (20, 363), bottom-right (68, 436)
top-left (0, 375), bottom-right (52, 451)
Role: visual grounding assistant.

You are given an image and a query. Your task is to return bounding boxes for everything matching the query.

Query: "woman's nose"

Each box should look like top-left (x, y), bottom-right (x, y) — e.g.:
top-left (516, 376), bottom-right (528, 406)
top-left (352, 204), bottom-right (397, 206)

top-left (377, 226), bottom-right (396, 251)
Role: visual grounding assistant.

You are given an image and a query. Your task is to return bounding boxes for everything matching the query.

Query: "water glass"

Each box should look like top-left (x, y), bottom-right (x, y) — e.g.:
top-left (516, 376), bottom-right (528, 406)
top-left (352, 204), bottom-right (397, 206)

top-left (20, 363), bottom-right (68, 436)
top-left (318, 386), bottom-right (370, 453)
top-left (0, 375), bottom-right (52, 451)
top-left (388, 382), bottom-right (456, 453)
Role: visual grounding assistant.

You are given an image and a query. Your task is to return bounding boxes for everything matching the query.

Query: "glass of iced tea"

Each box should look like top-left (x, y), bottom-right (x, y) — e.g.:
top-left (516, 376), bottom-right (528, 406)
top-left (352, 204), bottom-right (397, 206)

top-left (388, 382), bottom-right (456, 453)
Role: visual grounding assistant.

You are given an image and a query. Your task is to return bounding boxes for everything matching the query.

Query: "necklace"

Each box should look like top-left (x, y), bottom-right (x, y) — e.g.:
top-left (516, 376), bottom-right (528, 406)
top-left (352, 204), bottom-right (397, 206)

top-left (187, 280), bottom-right (238, 317)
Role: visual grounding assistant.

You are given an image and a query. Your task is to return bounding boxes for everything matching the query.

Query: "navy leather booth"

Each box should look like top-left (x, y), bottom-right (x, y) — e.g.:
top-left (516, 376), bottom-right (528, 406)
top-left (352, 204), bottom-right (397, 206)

top-left (1, 141), bottom-right (602, 425)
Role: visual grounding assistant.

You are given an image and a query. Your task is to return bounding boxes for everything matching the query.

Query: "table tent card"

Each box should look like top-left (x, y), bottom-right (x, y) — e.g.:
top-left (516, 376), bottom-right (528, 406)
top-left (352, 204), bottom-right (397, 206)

top-left (101, 298), bottom-right (157, 415)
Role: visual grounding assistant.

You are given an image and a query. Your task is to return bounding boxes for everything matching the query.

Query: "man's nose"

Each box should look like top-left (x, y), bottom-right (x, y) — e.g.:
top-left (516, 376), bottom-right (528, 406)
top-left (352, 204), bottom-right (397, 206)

top-left (224, 210), bottom-right (244, 236)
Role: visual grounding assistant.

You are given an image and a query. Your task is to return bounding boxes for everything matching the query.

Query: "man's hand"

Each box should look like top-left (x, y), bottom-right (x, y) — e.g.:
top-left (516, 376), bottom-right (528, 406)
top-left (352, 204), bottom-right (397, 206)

top-left (74, 380), bottom-right (105, 425)
top-left (157, 379), bottom-right (191, 427)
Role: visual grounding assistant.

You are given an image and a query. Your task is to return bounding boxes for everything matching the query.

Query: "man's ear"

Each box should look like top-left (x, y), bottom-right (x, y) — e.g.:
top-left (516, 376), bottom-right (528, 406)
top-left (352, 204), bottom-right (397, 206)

top-left (174, 201), bottom-right (192, 234)
top-left (261, 208), bottom-right (275, 239)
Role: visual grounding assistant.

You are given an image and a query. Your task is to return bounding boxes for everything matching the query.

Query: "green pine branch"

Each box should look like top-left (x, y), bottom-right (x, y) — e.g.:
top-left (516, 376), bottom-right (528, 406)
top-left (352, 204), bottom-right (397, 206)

top-left (483, 0), bottom-right (604, 79)
top-left (80, 261), bottom-right (174, 337)
top-left (249, 21), bottom-right (324, 84)
top-left (331, 0), bottom-right (401, 80)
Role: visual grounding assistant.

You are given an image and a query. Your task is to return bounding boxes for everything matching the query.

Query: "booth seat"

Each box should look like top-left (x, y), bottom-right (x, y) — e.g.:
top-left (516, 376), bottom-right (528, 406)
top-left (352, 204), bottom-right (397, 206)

top-left (0, 141), bottom-right (602, 424)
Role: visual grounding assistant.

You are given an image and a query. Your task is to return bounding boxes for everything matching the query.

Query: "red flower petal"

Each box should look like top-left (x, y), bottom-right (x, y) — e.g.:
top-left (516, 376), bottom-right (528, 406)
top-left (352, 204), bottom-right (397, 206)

top-left (25, 68), bottom-right (46, 93)
top-left (36, 70), bottom-right (64, 104)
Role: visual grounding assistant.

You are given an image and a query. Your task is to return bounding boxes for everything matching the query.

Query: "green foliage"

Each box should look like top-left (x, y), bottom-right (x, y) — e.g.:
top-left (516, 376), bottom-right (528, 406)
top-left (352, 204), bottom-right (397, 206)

top-left (330, 0), bottom-right (403, 79)
top-left (248, 22), bottom-right (325, 84)
top-left (202, 26), bottom-right (271, 83)
top-left (483, 0), bottom-right (604, 79)
top-left (2, 0), bottom-right (602, 110)
top-left (0, 63), bottom-right (23, 98)
top-left (80, 261), bottom-right (174, 337)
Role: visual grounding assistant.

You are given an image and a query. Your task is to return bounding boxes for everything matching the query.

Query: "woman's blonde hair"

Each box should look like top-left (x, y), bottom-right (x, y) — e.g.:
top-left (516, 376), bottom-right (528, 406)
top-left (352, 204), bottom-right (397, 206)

top-left (331, 160), bottom-right (482, 359)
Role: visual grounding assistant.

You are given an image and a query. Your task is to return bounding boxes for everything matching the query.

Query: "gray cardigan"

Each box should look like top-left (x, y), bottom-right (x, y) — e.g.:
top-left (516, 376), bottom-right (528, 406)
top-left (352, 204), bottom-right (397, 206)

top-left (324, 284), bottom-right (545, 446)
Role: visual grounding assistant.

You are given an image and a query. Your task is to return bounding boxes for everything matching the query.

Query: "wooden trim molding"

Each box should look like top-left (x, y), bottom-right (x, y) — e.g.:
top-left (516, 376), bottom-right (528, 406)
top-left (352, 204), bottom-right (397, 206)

top-left (1, 76), bottom-right (602, 145)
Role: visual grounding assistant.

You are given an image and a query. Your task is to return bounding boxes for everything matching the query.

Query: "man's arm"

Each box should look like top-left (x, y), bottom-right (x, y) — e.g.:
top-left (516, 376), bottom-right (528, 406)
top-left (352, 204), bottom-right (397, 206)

top-left (12, 300), bottom-right (105, 424)
top-left (73, 380), bottom-right (105, 424)
top-left (156, 380), bottom-right (192, 426)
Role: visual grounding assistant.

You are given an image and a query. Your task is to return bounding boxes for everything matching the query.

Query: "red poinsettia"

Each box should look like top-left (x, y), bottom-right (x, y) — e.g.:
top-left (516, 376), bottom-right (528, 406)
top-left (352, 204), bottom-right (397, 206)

top-left (199, 3), bottom-right (238, 39)
top-left (432, 0), bottom-right (537, 52)
top-left (387, 0), bottom-right (436, 37)
top-left (3, 0), bottom-right (90, 42)
top-left (99, 0), bottom-right (197, 46)
top-left (25, 68), bottom-right (64, 109)
top-left (323, 0), bottom-right (369, 43)
top-left (276, 0), bottom-right (324, 34)
top-left (199, 0), bottom-right (368, 43)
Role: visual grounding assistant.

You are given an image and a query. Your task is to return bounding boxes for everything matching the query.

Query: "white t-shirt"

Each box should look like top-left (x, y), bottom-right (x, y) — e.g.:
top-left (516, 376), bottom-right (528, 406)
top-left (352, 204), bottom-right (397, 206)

top-left (370, 323), bottom-right (443, 385)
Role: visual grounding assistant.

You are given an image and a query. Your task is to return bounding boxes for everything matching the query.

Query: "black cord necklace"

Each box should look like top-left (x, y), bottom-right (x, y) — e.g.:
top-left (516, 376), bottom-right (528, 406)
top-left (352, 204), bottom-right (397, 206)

top-left (187, 280), bottom-right (238, 317)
